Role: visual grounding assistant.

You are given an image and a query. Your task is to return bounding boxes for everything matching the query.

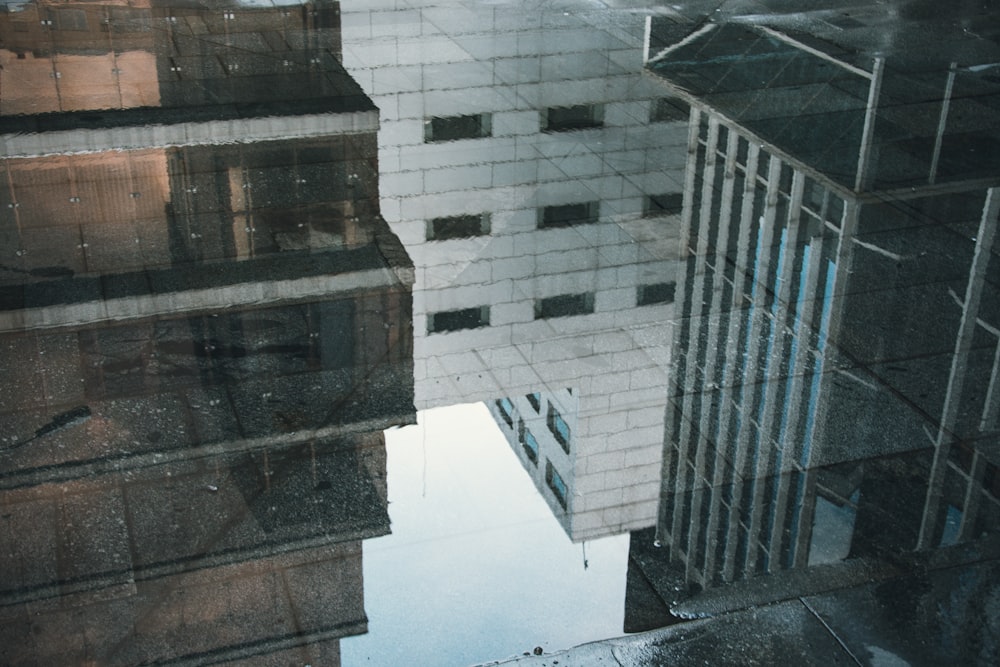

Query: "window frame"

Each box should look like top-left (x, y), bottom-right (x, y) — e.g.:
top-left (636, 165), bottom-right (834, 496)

top-left (424, 113), bottom-right (493, 143)
top-left (545, 460), bottom-right (568, 509)
top-left (535, 293), bottom-right (595, 320)
top-left (547, 403), bottom-right (571, 453)
top-left (541, 104), bottom-right (604, 133)
top-left (427, 213), bottom-right (491, 241)
top-left (538, 201), bottom-right (600, 229)
top-left (637, 282), bottom-right (676, 306)
top-left (519, 419), bottom-right (539, 465)
top-left (427, 306), bottom-right (490, 334)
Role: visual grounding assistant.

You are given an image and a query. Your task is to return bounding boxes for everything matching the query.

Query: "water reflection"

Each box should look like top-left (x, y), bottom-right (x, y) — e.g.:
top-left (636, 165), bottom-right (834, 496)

top-left (338, 2), bottom-right (684, 543)
top-left (0, 0), bottom-right (371, 155)
top-left (0, 0), bottom-right (998, 664)
top-left (621, 13), bottom-right (1000, 658)
top-left (2, 2), bottom-right (414, 663)
top-left (2, 436), bottom-right (392, 664)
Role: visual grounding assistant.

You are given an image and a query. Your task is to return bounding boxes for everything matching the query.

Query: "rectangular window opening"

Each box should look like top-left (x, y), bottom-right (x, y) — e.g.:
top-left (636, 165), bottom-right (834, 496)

top-left (736, 137), bottom-right (750, 167)
top-left (538, 201), bottom-right (599, 229)
top-left (547, 403), bottom-right (571, 453)
top-left (698, 115), bottom-right (710, 144)
top-left (519, 419), bottom-right (539, 465)
top-left (546, 460), bottom-right (569, 509)
top-left (778, 162), bottom-right (795, 196)
top-left (427, 213), bottom-right (491, 241)
top-left (643, 193), bottom-right (684, 218)
top-left (427, 306), bottom-right (489, 334)
top-left (54, 8), bottom-right (88, 31)
top-left (497, 398), bottom-right (514, 429)
top-left (542, 104), bottom-right (604, 132)
top-left (424, 113), bottom-right (492, 142)
top-left (535, 293), bottom-right (594, 320)
top-left (637, 282), bottom-right (676, 306)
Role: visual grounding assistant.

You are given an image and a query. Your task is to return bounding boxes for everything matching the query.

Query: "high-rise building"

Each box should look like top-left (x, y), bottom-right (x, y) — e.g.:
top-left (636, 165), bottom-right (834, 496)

top-left (339, 0), bottom-right (686, 542)
top-left (0, 3), bottom-right (415, 663)
top-left (644, 20), bottom-right (1000, 590)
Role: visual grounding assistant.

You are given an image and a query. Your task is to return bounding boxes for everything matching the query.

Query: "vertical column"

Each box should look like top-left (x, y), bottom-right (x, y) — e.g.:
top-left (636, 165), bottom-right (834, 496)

top-left (854, 57), bottom-right (885, 192)
top-left (791, 469), bottom-right (818, 568)
top-left (698, 128), bottom-right (742, 584)
top-left (782, 193), bottom-right (831, 469)
top-left (719, 142), bottom-right (762, 583)
top-left (803, 195), bottom-right (860, 464)
top-left (657, 106), bottom-right (704, 551)
top-left (918, 187), bottom-right (1000, 549)
top-left (677, 115), bottom-right (721, 584)
top-left (928, 63), bottom-right (958, 185)
top-left (736, 153), bottom-right (782, 576)
top-left (759, 171), bottom-right (807, 569)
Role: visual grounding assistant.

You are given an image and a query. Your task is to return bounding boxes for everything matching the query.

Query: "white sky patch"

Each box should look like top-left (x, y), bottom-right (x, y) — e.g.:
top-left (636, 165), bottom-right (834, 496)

top-left (341, 402), bottom-right (630, 667)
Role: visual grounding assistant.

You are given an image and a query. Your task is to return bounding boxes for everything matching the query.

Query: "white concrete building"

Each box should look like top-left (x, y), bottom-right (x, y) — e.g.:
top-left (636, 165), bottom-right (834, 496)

top-left (339, 1), bottom-right (690, 541)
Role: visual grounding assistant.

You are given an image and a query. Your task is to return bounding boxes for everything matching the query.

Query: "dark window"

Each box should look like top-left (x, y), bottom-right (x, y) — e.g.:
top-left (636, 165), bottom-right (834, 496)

top-left (539, 202), bottom-right (599, 229)
top-left (802, 177), bottom-right (827, 215)
top-left (547, 404), bottom-right (571, 453)
top-left (427, 213), bottom-right (490, 241)
top-left (717, 124), bottom-right (730, 151)
top-left (535, 293), bottom-right (594, 320)
top-left (698, 114), bottom-right (710, 143)
top-left (518, 419), bottom-right (539, 465)
top-left (54, 9), bottom-right (88, 31)
top-left (497, 398), bottom-right (514, 428)
top-left (637, 282), bottom-right (676, 306)
top-left (757, 151), bottom-right (772, 181)
top-left (826, 195), bottom-right (845, 226)
top-left (542, 104), bottom-right (603, 132)
top-left (650, 96), bottom-right (690, 123)
top-left (778, 162), bottom-right (795, 196)
top-left (643, 193), bottom-right (684, 218)
top-left (110, 7), bottom-right (152, 32)
top-left (546, 460), bottom-right (568, 509)
top-left (427, 306), bottom-right (489, 334)
top-left (736, 137), bottom-right (750, 167)
top-left (526, 392), bottom-right (541, 412)
top-left (424, 113), bottom-right (492, 142)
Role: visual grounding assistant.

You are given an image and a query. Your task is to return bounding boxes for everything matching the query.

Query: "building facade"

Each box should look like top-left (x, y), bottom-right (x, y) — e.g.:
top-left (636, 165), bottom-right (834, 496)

top-left (0, 3), bottom-right (415, 663)
top-left (339, 0), bottom-right (688, 542)
top-left (645, 20), bottom-right (1000, 590)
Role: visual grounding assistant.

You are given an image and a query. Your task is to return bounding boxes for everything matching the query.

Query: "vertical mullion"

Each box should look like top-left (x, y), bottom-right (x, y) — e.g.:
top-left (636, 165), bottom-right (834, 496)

top-left (919, 187), bottom-right (1000, 548)
top-left (741, 154), bottom-right (783, 575)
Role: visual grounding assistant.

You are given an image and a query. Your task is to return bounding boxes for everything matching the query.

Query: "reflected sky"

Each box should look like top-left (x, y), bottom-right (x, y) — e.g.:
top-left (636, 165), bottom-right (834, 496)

top-left (343, 403), bottom-right (628, 665)
top-left (1, 1), bottom-right (998, 665)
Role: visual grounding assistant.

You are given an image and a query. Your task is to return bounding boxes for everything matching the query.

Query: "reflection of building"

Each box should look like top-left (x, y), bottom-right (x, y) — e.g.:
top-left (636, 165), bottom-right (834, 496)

top-left (0, 0), bottom-right (346, 114)
top-left (0, 3), bottom-right (415, 663)
top-left (917, 189), bottom-right (1000, 549)
top-left (644, 22), bottom-right (1000, 591)
top-left (0, 0), bottom-right (409, 330)
top-left (489, 389), bottom-right (587, 534)
top-left (0, 134), bottom-right (396, 320)
top-left (1, 434), bottom-right (391, 666)
top-left (0, 1), bottom-right (369, 156)
top-left (340, 1), bottom-right (686, 542)
top-left (0, 0), bottom-right (159, 115)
